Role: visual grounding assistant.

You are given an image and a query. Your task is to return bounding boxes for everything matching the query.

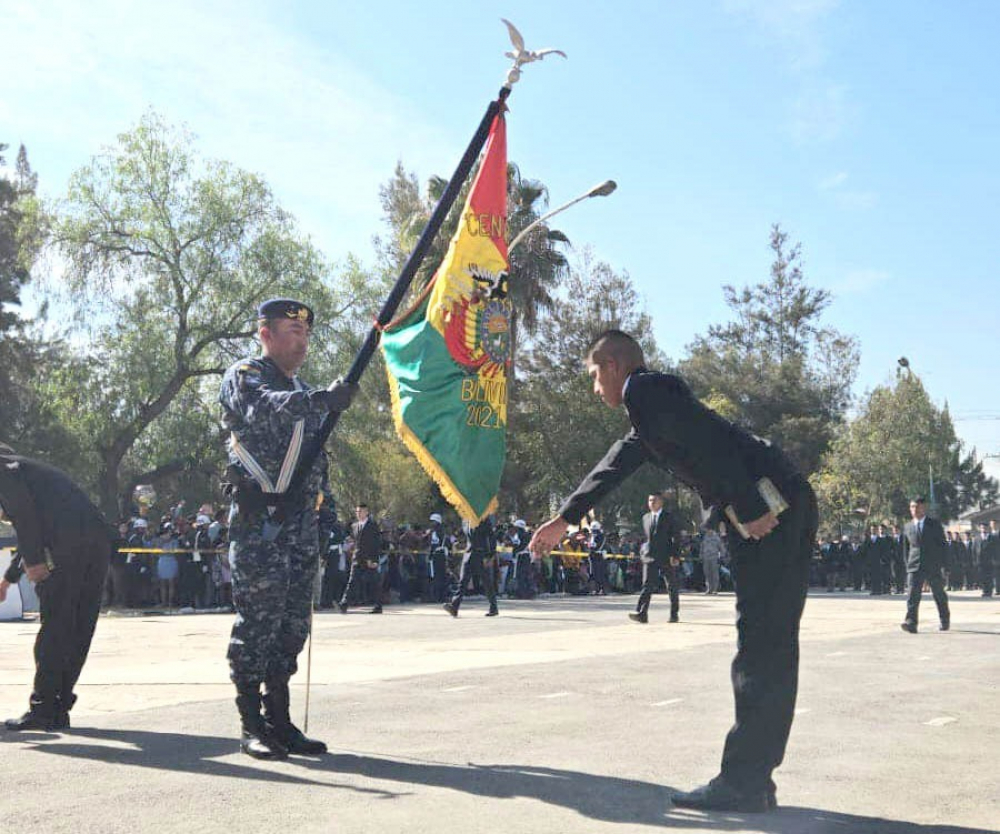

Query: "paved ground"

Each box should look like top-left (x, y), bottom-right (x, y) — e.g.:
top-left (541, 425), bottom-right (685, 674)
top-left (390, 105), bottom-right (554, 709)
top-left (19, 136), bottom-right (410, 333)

top-left (1, 589), bottom-right (998, 834)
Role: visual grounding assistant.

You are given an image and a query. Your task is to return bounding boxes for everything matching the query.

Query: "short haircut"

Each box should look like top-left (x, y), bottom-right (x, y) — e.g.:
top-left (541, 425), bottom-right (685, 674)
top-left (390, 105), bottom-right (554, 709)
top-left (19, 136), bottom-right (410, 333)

top-left (356, 502), bottom-right (369, 509)
top-left (911, 496), bottom-right (926, 505)
top-left (585, 329), bottom-right (645, 369)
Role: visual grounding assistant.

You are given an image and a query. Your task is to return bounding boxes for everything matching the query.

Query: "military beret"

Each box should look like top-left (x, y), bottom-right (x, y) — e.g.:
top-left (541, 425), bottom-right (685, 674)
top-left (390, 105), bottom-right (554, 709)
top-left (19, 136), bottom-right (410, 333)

top-left (257, 298), bottom-right (315, 327)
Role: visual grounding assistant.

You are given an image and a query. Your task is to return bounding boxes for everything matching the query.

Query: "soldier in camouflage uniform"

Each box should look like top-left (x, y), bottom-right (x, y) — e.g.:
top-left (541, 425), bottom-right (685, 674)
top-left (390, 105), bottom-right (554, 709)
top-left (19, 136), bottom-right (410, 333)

top-left (219, 298), bottom-right (357, 760)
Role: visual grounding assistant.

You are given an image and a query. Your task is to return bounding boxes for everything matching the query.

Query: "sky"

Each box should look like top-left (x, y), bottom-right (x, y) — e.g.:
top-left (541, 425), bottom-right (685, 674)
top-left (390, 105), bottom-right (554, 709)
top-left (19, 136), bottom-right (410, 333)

top-left (4, 0), bottom-right (1000, 478)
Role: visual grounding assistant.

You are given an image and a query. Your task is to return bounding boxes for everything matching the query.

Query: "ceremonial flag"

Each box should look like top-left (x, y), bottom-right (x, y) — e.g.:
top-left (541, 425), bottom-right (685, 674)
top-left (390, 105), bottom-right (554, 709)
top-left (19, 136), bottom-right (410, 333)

top-left (381, 114), bottom-right (511, 523)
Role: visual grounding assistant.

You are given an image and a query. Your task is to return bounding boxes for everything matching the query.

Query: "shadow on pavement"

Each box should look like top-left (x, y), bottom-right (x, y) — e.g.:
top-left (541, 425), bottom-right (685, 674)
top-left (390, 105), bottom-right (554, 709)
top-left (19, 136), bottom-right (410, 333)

top-left (8, 727), bottom-right (995, 832)
top-left (0, 727), bottom-right (401, 797)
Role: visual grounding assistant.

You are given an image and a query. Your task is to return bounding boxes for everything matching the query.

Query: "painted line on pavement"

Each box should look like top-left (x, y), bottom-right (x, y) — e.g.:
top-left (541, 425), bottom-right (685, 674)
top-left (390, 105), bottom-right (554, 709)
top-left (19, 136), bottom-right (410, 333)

top-left (794, 708), bottom-right (811, 715)
top-left (825, 651), bottom-right (847, 657)
top-left (442, 685), bottom-right (476, 693)
top-left (652, 698), bottom-right (684, 707)
top-left (924, 716), bottom-right (957, 727)
top-left (539, 691), bottom-right (571, 699)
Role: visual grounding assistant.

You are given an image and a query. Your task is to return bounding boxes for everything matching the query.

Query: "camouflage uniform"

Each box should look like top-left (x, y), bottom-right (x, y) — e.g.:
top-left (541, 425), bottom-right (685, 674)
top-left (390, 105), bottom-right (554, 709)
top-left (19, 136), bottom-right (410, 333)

top-left (219, 354), bottom-right (330, 688)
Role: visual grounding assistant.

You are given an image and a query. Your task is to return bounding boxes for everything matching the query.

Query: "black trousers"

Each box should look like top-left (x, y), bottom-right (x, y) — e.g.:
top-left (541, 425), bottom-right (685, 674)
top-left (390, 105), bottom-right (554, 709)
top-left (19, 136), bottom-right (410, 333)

top-left (450, 552), bottom-right (497, 610)
top-left (636, 560), bottom-right (678, 620)
top-left (981, 560), bottom-right (994, 597)
top-left (32, 539), bottom-right (110, 709)
top-left (904, 568), bottom-right (949, 627)
top-left (590, 553), bottom-right (607, 593)
top-left (868, 554), bottom-right (883, 594)
top-left (341, 562), bottom-right (381, 607)
top-left (719, 480), bottom-right (817, 794)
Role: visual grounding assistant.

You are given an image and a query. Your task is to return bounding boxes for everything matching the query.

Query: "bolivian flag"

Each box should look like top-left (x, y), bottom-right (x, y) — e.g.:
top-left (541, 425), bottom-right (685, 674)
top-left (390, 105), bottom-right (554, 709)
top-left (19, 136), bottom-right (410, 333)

top-left (381, 114), bottom-right (510, 523)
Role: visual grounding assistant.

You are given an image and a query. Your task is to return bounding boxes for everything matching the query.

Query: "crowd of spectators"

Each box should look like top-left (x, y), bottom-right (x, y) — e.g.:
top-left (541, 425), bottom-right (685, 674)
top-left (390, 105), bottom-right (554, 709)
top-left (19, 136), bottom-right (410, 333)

top-left (100, 502), bottom-right (738, 612)
top-left (99, 501), bottom-right (997, 613)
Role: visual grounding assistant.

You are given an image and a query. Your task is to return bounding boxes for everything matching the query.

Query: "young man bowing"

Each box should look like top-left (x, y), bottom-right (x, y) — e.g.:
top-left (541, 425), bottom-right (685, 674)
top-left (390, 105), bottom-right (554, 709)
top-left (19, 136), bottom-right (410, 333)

top-left (529, 330), bottom-right (817, 813)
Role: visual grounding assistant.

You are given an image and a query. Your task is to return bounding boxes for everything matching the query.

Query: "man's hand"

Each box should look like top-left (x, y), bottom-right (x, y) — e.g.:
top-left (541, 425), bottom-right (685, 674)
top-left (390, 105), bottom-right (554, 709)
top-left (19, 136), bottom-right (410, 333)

top-left (744, 512), bottom-right (779, 540)
top-left (0, 579), bottom-right (8, 603)
top-left (324, 378), bottom-right (360, 412)
top-left (529, 517), bottom-right (568, 561)
top-left (25, 563), bottom-right (51, 584)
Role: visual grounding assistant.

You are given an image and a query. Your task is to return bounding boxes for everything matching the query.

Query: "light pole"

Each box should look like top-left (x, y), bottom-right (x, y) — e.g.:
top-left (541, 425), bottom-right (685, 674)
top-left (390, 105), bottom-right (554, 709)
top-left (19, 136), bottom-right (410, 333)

top-left (508, 179), bottom-right (617, 253)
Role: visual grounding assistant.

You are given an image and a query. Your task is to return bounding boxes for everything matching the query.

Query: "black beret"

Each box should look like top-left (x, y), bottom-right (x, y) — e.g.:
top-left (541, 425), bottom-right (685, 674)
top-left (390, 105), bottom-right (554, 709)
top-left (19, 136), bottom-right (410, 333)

top-left (257, 298), bottom-right (315, 327)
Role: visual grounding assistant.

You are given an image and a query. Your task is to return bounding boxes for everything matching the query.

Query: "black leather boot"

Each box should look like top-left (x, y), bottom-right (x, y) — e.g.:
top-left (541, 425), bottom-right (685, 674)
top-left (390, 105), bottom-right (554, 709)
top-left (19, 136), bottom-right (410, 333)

top-left (52, 692), bottom-right (77, 730)
top-left (4, 694), bottom-right (58, 732)
top-left (263, 679), bottom-right (327, 755)
top-left (236, 685), bottom-right (288, 760)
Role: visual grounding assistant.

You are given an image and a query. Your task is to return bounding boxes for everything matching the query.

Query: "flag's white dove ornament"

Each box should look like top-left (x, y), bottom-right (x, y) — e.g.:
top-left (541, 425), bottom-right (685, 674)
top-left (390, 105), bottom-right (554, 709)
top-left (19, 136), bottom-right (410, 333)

top-left (501, 18), bottom-right (566, 86)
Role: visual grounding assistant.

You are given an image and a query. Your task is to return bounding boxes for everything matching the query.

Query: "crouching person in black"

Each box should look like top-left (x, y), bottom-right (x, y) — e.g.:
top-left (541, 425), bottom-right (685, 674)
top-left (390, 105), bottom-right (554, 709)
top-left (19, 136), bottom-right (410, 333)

top-left (0, 444), bottom-right (112, 732)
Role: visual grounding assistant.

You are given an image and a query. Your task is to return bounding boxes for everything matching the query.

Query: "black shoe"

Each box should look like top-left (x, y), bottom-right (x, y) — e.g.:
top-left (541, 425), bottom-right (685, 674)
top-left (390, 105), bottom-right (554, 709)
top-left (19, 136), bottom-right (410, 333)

top-left (671, 779), bottom-right (772, 813)
top-left (337, 601), bottom-right (348, 614)
top-left (628, 613), bottom-right (648, 624)
top-left (669, 616), bottom-right (679, 623)
top-left (485, 606), bottom-right (499, 617)
top-left (240, 729), bottom-right (288, 760)
top-left (939, 621), bottom-right (950, 631)
top-left (443, 602), bottom-right (459, 617)
top-left (4, 710), bottom-right (58, 732)
top-left (262, 681), bottom-right (326, 755)
top-left (900, 622), bottom-right (917, 633)
top-left (369, 606), bottom-right (383, 614)
top-left (280, 726), bottom-right (327, 755)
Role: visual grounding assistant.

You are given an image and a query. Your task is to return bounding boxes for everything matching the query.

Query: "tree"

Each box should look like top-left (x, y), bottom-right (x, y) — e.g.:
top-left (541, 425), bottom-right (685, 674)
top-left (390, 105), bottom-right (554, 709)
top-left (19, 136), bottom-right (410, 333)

top-left (0, 142), bottom-right (62, 456)
top-left (814, 373), bottom-right (998, 536)
top-left (53, 112), bottom-right (370, 516)
top-left (680, 224), bottom-right (858, 475)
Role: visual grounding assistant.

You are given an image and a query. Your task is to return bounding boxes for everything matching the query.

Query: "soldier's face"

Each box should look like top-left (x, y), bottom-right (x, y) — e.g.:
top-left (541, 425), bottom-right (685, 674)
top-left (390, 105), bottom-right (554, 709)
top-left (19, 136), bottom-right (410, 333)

top-left (261, 319), bottom-right (311, 375)
top-left (910, 501), bottom-right (926, 520)
top-left (648, 495), bottom-right (663, 513)
top-left (587, 359), bottom-right (625, 408)
top-left (355, 506), bottom-right (368, 522)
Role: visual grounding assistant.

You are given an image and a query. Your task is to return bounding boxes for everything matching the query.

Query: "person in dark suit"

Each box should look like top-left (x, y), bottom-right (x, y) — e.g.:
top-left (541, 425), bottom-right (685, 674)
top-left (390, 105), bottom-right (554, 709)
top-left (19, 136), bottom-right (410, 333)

top-left (862, 524), bottom-right (892, 595)
top-left (980, 521), bottom-right (997, 598)
top-left (629, 492), bottom-right (679, 623)
top-left (339, 503), bottom-right (383, 614)
top-left (0, 446), bottom-right (112, 731)
top-left (900, 497), bottom-right (950, 633)
top-left (529, 331), bottom-right (817, 813)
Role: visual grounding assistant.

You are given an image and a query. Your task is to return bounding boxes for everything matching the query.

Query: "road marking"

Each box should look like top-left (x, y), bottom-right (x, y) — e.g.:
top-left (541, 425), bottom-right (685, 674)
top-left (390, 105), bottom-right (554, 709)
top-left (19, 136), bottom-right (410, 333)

top-left (917, 656), bottom-right (931, 661)
top-left (539, 691), bottom-right (571, 699)
top-left (794, 708), bottom-right (811, 715)
top-left (924, 716), bottom-right (957, 727)
top-left (652, 698), bottom-right (684, 707)
top-left (825, 651), bottom-right (847, 657)
top-left (442, 685), bottom-right (476, 693)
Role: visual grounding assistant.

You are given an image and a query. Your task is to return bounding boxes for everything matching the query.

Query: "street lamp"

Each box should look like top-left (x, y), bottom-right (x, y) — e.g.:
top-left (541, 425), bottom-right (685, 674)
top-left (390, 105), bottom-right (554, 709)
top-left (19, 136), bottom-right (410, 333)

top-left (508, 179), bottom-right (617, 253)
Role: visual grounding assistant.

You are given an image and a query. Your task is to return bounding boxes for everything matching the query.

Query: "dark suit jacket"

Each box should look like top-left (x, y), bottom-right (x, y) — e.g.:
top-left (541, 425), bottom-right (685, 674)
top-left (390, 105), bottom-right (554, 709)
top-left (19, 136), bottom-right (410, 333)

top-left (862, 535), bottom-right (892, 565)
top-left (902, 516), bottom-right (947, 574)
top-left (0, 453), bottom-right (111, 582)
top-left (351, 518), bottom-right (382, 563)
top-left (641, 510), bottom-right (677, 565)
top-left (558, 368), bottom-right (801, 526)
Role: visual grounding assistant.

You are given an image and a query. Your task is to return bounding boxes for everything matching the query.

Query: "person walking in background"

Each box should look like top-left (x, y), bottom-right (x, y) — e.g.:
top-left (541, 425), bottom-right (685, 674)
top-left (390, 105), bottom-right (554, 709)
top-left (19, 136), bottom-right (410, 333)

top-left (900, 497), bottom-right (950, 634)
